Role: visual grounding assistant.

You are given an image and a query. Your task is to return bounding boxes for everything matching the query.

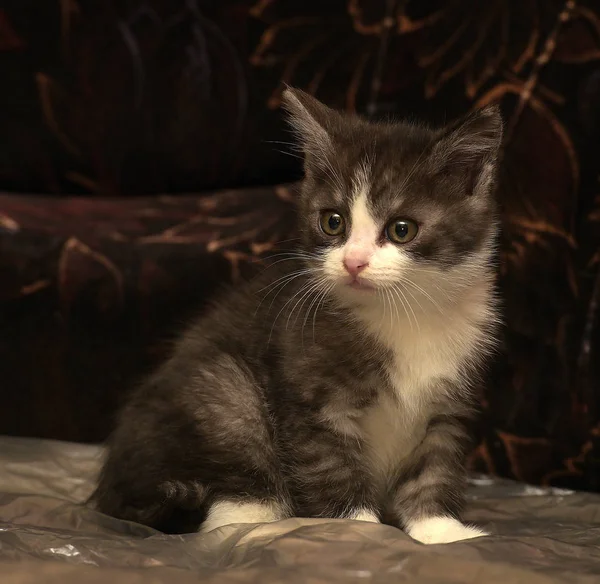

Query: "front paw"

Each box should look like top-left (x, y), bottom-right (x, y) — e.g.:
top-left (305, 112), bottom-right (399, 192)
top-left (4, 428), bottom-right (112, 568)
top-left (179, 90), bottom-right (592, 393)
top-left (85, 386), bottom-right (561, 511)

top-left (407, 516), bottom-right (488, 545)
top-left (348, 508), bottom-right (380, 523)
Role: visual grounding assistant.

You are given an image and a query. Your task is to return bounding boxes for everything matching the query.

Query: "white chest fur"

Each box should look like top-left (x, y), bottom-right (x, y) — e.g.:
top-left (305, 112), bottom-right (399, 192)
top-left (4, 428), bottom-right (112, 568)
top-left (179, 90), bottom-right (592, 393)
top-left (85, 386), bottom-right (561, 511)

top-left (358, 393), bottom-right (426, 487)
top-left (354, 281), bottom-right (493, 485)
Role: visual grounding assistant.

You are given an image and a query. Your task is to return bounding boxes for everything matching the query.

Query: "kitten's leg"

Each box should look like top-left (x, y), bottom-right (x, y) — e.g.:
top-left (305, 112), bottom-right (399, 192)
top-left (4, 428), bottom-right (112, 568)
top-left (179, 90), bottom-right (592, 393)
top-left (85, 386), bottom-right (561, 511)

top-left (95, 354), bottom-right (292, 533)
top-left (393, 414), bottom-right (487, 545)
top-left (201, 499), bottom-right (287, 533)
top-left (285, 420), bottom-right (380, 522)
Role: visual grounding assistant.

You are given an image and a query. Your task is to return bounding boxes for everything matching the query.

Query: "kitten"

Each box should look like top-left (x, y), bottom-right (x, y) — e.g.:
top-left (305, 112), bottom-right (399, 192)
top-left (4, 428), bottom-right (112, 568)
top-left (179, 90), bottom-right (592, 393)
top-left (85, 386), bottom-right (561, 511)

top-left (93, 88), bottom-right (502, 545)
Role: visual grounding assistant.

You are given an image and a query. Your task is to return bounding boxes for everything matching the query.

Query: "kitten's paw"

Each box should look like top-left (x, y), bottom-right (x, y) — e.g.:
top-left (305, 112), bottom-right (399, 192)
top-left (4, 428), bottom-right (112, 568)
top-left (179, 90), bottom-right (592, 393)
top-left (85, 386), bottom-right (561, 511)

top-left (201, 500), bottom-right (285, 533)
top-left (407, 516), bottom-right (487, 545)
top-left (348, 508), bottom-right (380, 523)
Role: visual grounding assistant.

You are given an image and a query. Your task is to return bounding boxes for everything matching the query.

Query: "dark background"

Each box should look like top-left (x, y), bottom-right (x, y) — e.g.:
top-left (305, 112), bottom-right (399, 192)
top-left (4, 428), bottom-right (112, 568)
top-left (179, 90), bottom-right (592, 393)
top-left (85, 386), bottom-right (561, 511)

top-left (1, 0), bottom-right (600, 491)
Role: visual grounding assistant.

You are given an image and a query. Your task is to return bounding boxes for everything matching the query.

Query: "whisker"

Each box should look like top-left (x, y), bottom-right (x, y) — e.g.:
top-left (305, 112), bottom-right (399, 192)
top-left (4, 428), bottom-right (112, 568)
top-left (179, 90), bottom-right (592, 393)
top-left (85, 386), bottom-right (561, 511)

top-left (297, 279), bottom-right (329, 347)
top-left (254, 272), bottom-right (307, 316)
top-left (260, 250), bottom-right (313, 261)
top-left (398, 284), bottom-right (420, 332)
top-left (403, 278), bottom-right (445, 313)
top-left (390, 284), bottom-right (416, 332)
top-left (264, 140), bottom-right (302, 150)
top-left (268, 280), bottom-right (314, 345)
top-left (312, 282), bottom-right (334, 342)
top-left (302, 277), bottom-right (328, 332)
top-left (265, 274), bottom-right (311, 312)
top-left (385, 288), bottom-right (394, 330)
top-left (274, 149), bottom-right (305, 161)
top-left (259, 256), bottom-right (311, 271)
top-left (398, 281), bottom-right (425, 314)
top-left (273, 237), bottom-right (302, 245)
top-left (382, 287), bottom-right (393, 331)
top-left (376, 289), bottom-right (385, 329)
top-left (407, 266), bottom-right (472, 283)
top-left (389, 282), bottom-right (401, 325)
top-left (289, 280), bottom-right (323, 330)
top-left (258, 269), bottom-right (312, 294)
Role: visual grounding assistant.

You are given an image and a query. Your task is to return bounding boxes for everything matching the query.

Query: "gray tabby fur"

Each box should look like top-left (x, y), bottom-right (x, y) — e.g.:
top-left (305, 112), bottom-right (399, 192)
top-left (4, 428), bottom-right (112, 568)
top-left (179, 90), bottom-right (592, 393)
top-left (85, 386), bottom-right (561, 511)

top-left (93, 88), bottom-right (502, 544)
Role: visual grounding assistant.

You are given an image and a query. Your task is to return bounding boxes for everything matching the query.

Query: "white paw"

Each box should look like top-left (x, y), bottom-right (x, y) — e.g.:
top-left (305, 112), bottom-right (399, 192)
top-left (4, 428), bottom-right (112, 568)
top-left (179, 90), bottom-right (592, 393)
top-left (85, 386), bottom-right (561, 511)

top-left (348, 508), bottom-right (380, 523)
top-left (200, 500), bottom-right (284, 533)
top-left (407, 516), bottom-right (488, 545)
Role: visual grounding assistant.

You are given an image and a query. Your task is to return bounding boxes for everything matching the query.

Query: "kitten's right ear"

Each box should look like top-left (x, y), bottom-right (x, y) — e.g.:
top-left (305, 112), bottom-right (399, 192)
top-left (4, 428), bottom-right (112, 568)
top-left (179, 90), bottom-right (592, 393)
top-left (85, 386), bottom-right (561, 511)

top-left (431, 105), bottom-right (503, 198)
top-left (281, 87), bottom-right (343, 159)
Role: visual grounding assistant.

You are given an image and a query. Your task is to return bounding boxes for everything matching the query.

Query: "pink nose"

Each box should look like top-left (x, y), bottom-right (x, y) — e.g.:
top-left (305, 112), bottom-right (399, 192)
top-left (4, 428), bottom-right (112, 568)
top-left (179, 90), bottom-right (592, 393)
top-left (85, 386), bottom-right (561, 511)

top-left (343, 257), bottom-right (369, 278)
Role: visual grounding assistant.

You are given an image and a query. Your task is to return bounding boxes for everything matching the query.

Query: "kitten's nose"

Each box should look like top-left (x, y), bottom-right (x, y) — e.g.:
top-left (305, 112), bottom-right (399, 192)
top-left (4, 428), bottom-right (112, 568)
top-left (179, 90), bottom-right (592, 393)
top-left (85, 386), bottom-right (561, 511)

top-left (343, 257), bottom-right (369, 278)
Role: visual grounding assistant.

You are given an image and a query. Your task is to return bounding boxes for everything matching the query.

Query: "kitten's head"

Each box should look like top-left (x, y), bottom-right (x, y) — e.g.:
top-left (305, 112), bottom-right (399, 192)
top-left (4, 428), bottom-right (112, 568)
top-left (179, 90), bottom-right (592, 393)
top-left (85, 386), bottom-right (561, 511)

top-left (282, 88), bottom-right (503, 309)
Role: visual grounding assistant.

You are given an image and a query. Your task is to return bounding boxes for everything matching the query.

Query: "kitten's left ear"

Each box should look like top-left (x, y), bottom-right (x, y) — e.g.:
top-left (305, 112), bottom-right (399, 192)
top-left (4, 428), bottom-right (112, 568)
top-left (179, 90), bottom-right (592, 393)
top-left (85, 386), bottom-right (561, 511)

top-left (432, 105), bottom-right (503, 197)
top-left (280, 87), bottom-right (345, 161)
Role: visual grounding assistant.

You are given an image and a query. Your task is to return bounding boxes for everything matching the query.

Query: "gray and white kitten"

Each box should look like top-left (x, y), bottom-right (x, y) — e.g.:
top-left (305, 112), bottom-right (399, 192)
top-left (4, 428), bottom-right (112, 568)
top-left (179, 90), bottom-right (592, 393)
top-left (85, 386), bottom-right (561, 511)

top-left (93, 88), bottom-right (502, 545)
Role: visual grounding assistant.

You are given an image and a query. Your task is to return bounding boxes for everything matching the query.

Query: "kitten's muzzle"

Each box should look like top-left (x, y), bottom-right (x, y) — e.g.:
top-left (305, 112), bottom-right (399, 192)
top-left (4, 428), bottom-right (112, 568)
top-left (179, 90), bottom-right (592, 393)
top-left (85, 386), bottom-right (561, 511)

top-left (348, 280), bottom-right (375, 291)
top-left (342, 274), bottom-right (376, 292)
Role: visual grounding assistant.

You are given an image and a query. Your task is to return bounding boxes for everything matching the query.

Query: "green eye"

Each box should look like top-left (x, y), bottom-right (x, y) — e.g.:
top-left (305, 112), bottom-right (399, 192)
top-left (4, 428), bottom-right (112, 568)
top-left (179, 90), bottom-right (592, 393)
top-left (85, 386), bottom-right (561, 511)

top-left (386, 219), bottom-right (418, 244)
top-left (320, 211), bottom-right (345, 236)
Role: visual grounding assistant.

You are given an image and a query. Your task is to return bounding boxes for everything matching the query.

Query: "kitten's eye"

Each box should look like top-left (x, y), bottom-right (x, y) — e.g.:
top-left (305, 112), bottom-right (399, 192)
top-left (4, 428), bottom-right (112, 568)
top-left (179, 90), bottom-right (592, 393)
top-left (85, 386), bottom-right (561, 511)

top-left (386, 219), bottom-right (418, 244)
top-left (319, 211), bottom-right (345, 236)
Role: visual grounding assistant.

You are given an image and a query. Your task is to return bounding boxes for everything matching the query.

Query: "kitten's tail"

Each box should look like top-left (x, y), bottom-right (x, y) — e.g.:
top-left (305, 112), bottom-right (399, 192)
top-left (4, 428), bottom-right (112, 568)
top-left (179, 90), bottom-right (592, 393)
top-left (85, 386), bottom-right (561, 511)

top-left (90, 474), bottom-right (209, 533)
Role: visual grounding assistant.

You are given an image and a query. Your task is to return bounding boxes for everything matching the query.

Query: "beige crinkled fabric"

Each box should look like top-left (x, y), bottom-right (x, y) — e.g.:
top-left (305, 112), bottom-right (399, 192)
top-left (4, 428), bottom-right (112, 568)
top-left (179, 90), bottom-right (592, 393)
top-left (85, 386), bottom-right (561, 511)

top-left (0, 436), bottom-right (599, 583)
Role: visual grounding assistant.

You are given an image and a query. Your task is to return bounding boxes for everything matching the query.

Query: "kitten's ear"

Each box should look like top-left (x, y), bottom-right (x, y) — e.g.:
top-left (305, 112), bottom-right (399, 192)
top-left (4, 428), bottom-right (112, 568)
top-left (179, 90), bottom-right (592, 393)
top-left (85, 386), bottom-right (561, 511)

top-left (431, 105), bottom-right (503, 197)
top-left (281, 87), bottom-right (343, 159)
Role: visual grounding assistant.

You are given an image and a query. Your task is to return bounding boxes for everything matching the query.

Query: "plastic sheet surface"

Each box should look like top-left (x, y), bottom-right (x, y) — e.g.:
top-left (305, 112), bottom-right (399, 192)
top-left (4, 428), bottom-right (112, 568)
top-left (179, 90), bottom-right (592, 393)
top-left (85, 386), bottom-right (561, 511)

top-left (1, 435), bottom-right (599, 583)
